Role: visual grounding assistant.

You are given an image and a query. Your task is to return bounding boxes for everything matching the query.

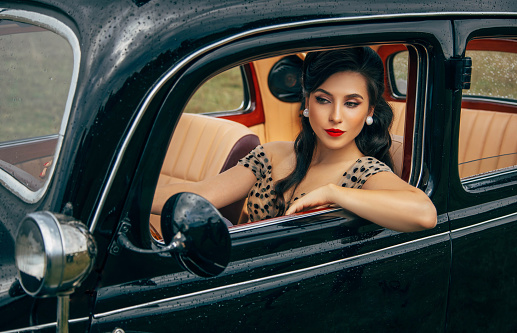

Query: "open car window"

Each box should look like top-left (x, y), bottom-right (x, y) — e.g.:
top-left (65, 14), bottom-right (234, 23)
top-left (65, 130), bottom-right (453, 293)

top-left (458, 38), bottom-right (517, 184)
top-left (150, 44), bottom-right (414, 240)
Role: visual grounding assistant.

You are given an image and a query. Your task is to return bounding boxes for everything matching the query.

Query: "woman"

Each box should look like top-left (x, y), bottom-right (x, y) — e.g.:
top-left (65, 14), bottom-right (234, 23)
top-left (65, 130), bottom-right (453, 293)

top-left (152, 47), bottom-right (437, 232)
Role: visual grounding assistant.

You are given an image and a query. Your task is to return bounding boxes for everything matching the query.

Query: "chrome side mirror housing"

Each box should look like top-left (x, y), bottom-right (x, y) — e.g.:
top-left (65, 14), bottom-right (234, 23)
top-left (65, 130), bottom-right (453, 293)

top-left (15, 211), bottom-right (97, 297)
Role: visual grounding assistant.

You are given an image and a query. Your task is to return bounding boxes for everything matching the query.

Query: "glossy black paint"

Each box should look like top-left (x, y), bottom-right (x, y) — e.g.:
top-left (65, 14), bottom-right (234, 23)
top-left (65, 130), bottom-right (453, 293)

top-left (159, 192), bottom-right (231, 277)
top-left (446, 19), bottom-right (517, 333)
top-left (0, 0), bottom-right (516, 332)
top-left (94, 212), bottom-right (451, 332)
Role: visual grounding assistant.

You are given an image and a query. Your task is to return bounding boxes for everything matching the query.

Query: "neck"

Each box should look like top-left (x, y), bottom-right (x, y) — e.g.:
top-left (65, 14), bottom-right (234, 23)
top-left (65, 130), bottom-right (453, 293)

top-left (312, 140), bottom-right (364, 166)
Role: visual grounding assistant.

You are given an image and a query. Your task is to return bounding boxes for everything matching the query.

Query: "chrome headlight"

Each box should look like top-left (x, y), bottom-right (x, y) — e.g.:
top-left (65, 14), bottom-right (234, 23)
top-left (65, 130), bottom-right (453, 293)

top-left (15, 211), bottom-right (97, 297)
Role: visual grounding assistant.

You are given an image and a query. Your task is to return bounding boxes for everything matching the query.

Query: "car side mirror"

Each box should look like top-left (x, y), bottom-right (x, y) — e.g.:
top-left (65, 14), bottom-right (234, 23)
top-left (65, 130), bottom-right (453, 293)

top-left (117, 192), bottom-right (231, 277)
top-left (160, 192), bottom-right (231, 277)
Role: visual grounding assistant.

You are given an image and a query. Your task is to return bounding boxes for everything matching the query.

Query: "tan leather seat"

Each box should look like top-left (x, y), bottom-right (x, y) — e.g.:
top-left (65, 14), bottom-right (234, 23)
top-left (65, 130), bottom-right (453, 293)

top-left (151, 113), bottom-right (260, 232)
top-left (390, 134), bottom-right (404, 178)
top-left (459, 109), bottom-right (517, 178)
top-left (385, 102), bottom-right (405, 178)
top-left (386, 102), bottom-right (517, 179)
top-left (389, 101), bottom-right (406, 137)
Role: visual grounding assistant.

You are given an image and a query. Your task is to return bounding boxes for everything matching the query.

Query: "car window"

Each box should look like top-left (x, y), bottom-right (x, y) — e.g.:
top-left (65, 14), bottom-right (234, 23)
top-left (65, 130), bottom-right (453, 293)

top-left (389, 51), bottom-right (408, 96)
top-left (184, 67), bottom-right (246, 114)
top-left (458, 40), bottom-right (517, 181)
top-left (464, 49), bottom-right (517, 100)
top-left (0, 16), bottom-right (79, 201)
top-left (150, 45), bottom-right (414, 239)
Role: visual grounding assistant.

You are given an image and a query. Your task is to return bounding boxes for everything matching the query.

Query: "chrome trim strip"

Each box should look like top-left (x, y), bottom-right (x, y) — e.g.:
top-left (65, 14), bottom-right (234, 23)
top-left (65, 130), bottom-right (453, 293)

top-left (462, 166), bottom-right (517, 185)
top-left (463, 95), bottom-right (517, 107)
top-left (451, 211), bottom-right (517, 236)
top-left (0, 317), bottom-right (88, 333)
top-left (89, 11), bottom-right (517, 231)
top-left (93, 230), bottom-right (450, 319)
top-left (229, 207), bottom-right (341, 233)
top-left (417, 46), bottom-right (430, 188)
top-left (410, 45), bottom-right (423, 185)
top-left (0, 9), bottom-right (80, 204)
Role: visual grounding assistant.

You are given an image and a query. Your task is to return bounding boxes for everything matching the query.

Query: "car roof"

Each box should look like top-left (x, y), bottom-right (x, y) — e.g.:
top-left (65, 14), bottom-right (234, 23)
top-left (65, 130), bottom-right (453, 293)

top-left (16, 0), bottom-right (513, 85)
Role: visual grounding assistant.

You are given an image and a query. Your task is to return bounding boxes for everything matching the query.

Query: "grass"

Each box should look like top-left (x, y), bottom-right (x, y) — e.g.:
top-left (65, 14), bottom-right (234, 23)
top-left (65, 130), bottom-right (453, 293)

top-left (466, 50), bottom-right (517, 100)
top-left (0, 28), bottom-right (73, 143)
top-left (184, 67), bottom-right (245, 114)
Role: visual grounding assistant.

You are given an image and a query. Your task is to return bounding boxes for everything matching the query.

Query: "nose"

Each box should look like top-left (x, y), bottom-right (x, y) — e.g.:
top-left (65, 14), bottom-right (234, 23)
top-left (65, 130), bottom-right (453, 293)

top-left (329, 104), bottom-right (343, 123)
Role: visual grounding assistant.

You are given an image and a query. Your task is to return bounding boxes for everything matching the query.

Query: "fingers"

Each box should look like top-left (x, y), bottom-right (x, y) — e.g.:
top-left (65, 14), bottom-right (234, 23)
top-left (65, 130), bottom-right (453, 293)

top-left (285, 185), bottom-right (336, 216)
top-left (286, 195), bottom-right (312, 215)
top-left (285, 202), bottom-right (302, 215)
top-left (285, 193), bottom-right (325, 215)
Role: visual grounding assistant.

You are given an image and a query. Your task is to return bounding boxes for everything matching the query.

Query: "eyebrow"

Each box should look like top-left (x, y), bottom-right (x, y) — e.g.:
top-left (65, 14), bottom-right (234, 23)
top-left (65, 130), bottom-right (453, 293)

top-left (315, 88), bottom-right (364, 100)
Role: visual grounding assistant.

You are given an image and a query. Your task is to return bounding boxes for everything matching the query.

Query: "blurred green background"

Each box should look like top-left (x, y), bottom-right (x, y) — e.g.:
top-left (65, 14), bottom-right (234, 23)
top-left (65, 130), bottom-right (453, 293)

top-left (0, 26), bottom-right (72, 143)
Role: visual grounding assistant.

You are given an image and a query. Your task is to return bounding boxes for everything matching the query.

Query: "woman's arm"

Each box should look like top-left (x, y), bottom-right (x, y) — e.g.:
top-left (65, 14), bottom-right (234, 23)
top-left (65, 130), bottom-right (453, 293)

top-left (151, 165), bottom-right (257, 214)
top-left (285, 172), bottom-right (437, 232)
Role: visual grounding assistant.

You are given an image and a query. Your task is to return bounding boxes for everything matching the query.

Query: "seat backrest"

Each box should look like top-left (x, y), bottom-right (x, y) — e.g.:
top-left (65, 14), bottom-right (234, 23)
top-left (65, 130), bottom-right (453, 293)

top-left (385, 103), bottom-right (517, 179)
top-left (390, 134), bottom-right (404, 178)
top-left (158, 113), bottom-right (260, 224)
top-left (389, 101), bottom-right (406, 137)
top-left (459, 108), bottom-right (517, 178)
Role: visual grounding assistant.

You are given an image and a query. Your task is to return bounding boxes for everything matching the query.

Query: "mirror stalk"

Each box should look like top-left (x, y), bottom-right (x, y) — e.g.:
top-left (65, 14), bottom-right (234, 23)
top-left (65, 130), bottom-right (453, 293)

top-left (115, 220), bottom-right (186, 254)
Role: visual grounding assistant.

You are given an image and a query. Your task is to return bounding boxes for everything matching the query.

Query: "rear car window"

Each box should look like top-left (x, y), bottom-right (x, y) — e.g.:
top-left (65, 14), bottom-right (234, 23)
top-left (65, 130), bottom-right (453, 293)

top-left (464, 49), bottom-right (517, 100)
top-left (184, 67), bottom-right (246, 114)
top-left (458, 40), bottom-right (517, 181)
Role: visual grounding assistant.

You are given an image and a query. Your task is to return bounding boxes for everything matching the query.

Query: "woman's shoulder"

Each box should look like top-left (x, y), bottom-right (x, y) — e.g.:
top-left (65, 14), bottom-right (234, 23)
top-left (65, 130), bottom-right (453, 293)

top-left (262, 141), bottom-right (294, 162)
top-left (340, 156), bottom-right (392, 188)
top-left (262, 141), bottom-right (294, 156)
top-left (349, 156), bottom-right (392, 173)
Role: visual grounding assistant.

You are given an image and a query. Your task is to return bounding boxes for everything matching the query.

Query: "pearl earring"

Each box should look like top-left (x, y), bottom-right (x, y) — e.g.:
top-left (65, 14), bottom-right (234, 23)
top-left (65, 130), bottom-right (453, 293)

top-left (303, 108), bottom-right (309, 117)
top-left (366, 115), bottom-right (373, 125)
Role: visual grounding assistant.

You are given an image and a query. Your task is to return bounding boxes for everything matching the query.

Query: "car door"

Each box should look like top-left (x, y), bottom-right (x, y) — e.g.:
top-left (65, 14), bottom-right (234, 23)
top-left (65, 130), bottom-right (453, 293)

top-left (90, 19), bottom-right (453, 332)
top-left (447, 19), bottom-right (517, 332)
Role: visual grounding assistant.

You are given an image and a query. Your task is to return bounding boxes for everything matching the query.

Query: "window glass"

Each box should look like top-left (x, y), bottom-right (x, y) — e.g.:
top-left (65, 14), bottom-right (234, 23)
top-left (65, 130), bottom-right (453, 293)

top-left (459, 42), bottom-right (517, 180)
top-left (390, 51), bottom-right (408, 96)
top-left (0, 19), bottom-right (74, 191)
top-left (184, 67), bottom-right (245, 114)
top-left (464, 50), bottom-right (517, 100)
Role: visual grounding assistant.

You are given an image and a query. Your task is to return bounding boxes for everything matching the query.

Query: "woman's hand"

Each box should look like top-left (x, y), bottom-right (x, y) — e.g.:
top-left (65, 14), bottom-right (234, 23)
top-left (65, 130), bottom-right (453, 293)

top-left (285, 184), bottom-right (336, 215)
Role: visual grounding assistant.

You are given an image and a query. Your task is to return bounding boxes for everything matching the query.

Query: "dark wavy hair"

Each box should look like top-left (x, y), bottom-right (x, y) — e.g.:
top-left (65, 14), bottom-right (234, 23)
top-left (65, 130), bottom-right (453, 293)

top-left (274, 47), bottom-right (394, 215)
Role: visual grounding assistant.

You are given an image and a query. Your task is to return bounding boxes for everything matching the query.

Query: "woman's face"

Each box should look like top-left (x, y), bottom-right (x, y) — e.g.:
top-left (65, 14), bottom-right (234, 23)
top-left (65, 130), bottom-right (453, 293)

top-left (307, 70), bottom-right (373, 152)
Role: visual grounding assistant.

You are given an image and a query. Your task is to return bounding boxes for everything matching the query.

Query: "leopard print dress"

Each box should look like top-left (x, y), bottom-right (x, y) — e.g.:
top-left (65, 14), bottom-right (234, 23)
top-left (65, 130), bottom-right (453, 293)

top-left (238, 145), bottom-right (392, 222)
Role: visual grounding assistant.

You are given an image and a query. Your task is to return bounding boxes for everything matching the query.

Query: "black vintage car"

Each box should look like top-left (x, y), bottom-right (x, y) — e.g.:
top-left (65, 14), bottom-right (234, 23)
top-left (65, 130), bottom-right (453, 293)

top-left (1, 0), bottom-right (516, 332)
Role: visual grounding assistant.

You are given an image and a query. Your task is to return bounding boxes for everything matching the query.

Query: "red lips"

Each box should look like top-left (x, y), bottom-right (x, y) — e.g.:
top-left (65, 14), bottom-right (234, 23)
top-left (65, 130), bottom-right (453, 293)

top-left (325, 128), bottom-right (345, 137)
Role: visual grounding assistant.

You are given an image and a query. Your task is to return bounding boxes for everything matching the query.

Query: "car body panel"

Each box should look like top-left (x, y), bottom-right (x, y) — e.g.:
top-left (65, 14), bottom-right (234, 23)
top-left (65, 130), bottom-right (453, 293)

top-left (446, 18), bottom-right (517, 332)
